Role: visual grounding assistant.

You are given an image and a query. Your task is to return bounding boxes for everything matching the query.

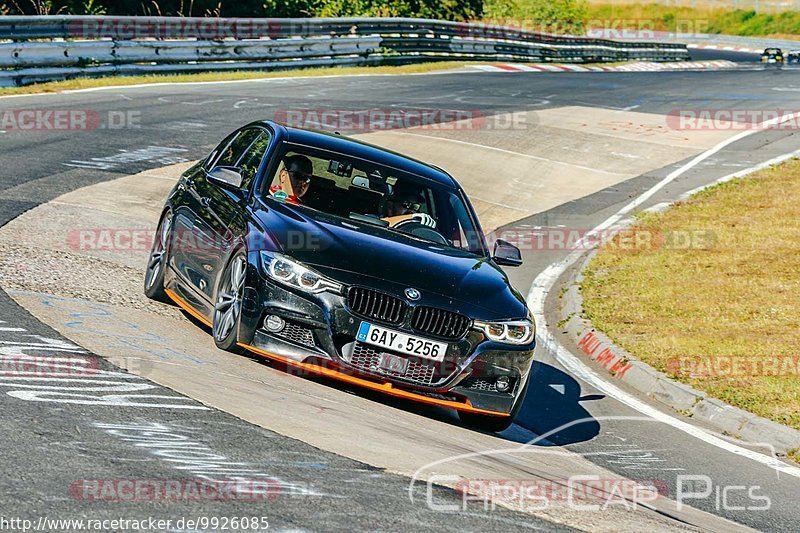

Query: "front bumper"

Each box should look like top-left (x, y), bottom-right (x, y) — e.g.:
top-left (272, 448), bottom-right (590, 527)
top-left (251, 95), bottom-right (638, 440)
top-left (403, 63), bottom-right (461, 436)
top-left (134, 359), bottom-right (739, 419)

top-left (231, 253), bottom-right (536, 416)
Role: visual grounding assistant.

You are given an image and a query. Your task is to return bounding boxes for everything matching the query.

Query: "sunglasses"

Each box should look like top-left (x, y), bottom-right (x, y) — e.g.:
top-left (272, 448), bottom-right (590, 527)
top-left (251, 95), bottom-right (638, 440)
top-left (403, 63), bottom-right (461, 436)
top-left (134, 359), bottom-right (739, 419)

top-left (391, 200), bottom-right (421, 211)
top-left (287, 170), bottom-right (311, 184)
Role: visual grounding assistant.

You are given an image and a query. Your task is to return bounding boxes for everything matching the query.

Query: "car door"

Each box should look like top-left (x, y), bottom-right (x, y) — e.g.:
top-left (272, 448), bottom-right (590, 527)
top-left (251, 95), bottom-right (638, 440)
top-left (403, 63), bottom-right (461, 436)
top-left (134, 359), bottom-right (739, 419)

top-left (192, 127), bottom-right (273, 302)
top-left (169, 130), bottom-right (237, 298)
top-left (171, 127), bottom-right (261, 300)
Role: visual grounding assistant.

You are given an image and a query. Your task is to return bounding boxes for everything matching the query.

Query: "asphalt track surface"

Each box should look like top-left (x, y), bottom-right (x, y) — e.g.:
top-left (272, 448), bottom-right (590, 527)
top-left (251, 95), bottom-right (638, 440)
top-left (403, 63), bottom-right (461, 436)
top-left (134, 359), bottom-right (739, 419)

top-left (2, 53), bottom-right (800, 531)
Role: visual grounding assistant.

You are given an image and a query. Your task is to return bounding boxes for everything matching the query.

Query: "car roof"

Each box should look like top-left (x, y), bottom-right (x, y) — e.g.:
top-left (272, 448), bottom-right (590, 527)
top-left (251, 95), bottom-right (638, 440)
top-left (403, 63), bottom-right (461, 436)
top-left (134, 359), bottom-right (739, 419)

top-left (257, 121), bottom-right (459, 188)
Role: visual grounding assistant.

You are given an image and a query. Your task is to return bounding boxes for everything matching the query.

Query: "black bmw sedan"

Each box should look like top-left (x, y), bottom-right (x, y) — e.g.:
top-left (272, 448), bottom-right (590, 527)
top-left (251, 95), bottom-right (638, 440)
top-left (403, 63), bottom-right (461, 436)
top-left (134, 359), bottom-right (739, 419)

top-left (145, 121), bottom-right (535, 431)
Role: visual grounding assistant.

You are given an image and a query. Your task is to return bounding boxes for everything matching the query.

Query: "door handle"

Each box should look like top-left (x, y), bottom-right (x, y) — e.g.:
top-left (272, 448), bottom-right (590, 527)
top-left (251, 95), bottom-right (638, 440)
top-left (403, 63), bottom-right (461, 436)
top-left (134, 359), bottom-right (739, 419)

top-left (200, 197), bottom-right (211, 207)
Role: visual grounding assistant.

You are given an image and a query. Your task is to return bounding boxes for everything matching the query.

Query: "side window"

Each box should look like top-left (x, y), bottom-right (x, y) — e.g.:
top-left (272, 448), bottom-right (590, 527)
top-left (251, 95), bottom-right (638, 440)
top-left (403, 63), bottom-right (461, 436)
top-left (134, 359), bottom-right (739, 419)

top-left (236, 130), bottom-right (272, 190)
top-left (204, 131), bottom-right (238, 170)
top-left (213, 128), bottom-right (261, 169)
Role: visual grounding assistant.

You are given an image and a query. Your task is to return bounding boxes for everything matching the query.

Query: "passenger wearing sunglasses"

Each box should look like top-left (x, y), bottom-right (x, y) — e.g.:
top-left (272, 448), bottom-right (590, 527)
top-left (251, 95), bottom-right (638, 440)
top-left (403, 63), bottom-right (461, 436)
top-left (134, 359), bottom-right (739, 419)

top-left (382, 183), bottom-right (436, 229)
top-left (269, 155), bottom-right (313, 205)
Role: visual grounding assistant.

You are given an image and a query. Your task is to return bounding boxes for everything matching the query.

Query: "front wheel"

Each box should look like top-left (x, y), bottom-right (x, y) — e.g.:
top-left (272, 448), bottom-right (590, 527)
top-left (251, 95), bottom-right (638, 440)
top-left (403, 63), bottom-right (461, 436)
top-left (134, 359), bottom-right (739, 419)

top-left (458, 411), bottom-right (514, 433)
top-left (213, 252), bottom-right (247, 352)
top-left (144, 211), bottom-right (172, 302)
top-left (459, 372), bottom-right (531, 433)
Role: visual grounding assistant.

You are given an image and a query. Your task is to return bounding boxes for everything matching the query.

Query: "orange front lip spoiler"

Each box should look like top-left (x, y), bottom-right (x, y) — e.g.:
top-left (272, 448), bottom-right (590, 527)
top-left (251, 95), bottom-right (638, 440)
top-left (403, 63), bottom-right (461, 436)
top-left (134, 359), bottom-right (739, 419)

top-left (165, 287), bottom-right (508, 417)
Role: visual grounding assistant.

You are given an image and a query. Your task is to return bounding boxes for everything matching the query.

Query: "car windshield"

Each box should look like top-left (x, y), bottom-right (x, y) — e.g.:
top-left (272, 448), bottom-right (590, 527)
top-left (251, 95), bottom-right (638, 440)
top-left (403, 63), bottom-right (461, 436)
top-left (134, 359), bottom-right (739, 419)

top-left (261, 142), bottom-right (487, 255)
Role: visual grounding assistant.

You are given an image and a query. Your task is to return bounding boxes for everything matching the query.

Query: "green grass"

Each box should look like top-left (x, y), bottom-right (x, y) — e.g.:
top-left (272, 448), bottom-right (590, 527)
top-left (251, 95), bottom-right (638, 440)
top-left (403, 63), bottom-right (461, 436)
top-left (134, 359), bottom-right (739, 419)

top-left (0, 61), bottom-right (475, 96)
top-left (581, 159), bottom-right (800, 431)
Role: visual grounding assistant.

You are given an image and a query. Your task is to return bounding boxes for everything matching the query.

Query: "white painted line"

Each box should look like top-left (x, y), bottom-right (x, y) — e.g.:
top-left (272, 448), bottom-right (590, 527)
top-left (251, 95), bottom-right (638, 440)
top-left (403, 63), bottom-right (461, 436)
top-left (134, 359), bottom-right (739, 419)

top-left (680, 149), bottom-right (800, 200)
top-left (0, 68), bottom-right (478, 100)
top-left (527, 112), bottom-right (800, 478)
top-left (641, 201), bottom-right (672, 214)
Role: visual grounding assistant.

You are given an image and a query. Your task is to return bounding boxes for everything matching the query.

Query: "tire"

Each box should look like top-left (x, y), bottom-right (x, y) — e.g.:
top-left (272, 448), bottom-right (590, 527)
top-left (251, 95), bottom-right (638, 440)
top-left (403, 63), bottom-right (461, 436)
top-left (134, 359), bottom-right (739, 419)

top-left (458, 411), bottom-right (515, 433)
top-left (144, 210), bottom-right (173, 303)
top-left (212, 251), bottom-right (247, 352)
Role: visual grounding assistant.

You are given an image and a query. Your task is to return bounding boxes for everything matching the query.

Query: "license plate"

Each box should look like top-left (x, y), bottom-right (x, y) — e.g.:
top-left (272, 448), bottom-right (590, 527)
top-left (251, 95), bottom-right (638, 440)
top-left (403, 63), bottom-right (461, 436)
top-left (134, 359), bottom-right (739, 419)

top-left (356, 322), bottom-right (447, 361)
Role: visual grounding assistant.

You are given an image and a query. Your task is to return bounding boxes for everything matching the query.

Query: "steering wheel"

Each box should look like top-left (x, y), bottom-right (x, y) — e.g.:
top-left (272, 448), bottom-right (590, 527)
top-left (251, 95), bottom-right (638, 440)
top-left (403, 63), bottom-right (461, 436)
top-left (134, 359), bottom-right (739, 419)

top-left (392, 220), bottom-right (449, 245)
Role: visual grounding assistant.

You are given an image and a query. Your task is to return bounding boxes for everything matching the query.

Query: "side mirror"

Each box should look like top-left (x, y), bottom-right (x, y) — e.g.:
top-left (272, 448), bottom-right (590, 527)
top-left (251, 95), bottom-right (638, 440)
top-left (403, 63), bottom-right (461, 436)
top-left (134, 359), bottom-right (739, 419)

top-left (493, 239), bottom-right (523, 267)
top-left (208, 166), bottom-right (243, 189)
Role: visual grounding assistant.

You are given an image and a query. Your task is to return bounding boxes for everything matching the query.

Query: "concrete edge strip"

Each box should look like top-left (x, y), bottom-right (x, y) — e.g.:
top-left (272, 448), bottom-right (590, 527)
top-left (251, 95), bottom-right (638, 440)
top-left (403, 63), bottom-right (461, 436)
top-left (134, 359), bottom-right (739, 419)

top-left (555, 149), bottom-right (800, 455)
top-left (686, 43), bottom-right (762, 54)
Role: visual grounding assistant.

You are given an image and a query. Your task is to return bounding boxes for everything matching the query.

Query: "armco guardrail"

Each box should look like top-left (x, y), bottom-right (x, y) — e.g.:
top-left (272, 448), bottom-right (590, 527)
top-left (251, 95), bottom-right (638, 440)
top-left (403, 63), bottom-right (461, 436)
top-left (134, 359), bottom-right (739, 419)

top-left (0, 16), bottom-right (690, 87)
top-left (676, 33), bottom-right (800, 51)
top-left (602, 29), bottom-right (800, 52)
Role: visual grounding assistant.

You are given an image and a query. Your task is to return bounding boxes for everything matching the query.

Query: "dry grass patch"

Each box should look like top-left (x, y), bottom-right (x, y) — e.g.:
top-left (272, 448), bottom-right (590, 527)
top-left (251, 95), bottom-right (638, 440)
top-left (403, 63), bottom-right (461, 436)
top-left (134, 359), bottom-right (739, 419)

top-left (586, 3), bottom-right (800, 37)
top-left (581, 159), bottom-right (800, 430)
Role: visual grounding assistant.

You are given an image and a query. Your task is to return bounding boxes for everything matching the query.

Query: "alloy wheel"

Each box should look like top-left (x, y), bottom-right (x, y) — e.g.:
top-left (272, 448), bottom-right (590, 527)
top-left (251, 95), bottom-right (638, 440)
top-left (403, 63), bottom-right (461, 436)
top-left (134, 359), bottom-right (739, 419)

top-left (214, 255), bottom-right (246, 342)
top-left (145, 212), bottom-right (172, 290)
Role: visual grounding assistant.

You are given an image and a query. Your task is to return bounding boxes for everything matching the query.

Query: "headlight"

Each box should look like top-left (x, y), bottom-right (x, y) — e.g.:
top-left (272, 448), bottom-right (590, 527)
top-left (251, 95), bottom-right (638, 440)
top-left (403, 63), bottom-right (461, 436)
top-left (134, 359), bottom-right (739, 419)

top-left (473, 317), bottom-right (535, 345)
top-left (260, 251), bottom-right (342, 294)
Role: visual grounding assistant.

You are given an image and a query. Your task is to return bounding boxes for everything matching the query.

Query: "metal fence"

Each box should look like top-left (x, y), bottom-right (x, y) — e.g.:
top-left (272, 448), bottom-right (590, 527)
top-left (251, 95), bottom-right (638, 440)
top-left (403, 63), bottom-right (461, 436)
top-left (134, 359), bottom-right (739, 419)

top-left (675, 32), bottom-right (800, 51)
top-left (0, 16), bottom-right (690, 87)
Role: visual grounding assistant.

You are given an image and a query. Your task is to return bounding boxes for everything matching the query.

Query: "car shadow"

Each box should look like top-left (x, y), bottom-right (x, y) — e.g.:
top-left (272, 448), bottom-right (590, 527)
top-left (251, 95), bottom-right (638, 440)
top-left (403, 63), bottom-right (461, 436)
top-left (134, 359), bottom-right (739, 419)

top-left (507, 361), bottom-right (602, 446)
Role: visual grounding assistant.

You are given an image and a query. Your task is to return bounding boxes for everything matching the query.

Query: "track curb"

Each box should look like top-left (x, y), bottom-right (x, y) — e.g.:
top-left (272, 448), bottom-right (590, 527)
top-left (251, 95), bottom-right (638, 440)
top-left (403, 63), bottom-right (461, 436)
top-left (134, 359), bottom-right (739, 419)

top-left (551, 195), bottom-right (800, 457)
top-left (473, 59), bottom-right (737, 73)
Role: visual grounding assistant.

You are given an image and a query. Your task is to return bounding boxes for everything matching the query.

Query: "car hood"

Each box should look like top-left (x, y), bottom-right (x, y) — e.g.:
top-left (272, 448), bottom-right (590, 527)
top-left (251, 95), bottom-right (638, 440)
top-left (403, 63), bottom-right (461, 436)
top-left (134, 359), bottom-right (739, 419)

top-left (253, 202), bottom-right (527, 320)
